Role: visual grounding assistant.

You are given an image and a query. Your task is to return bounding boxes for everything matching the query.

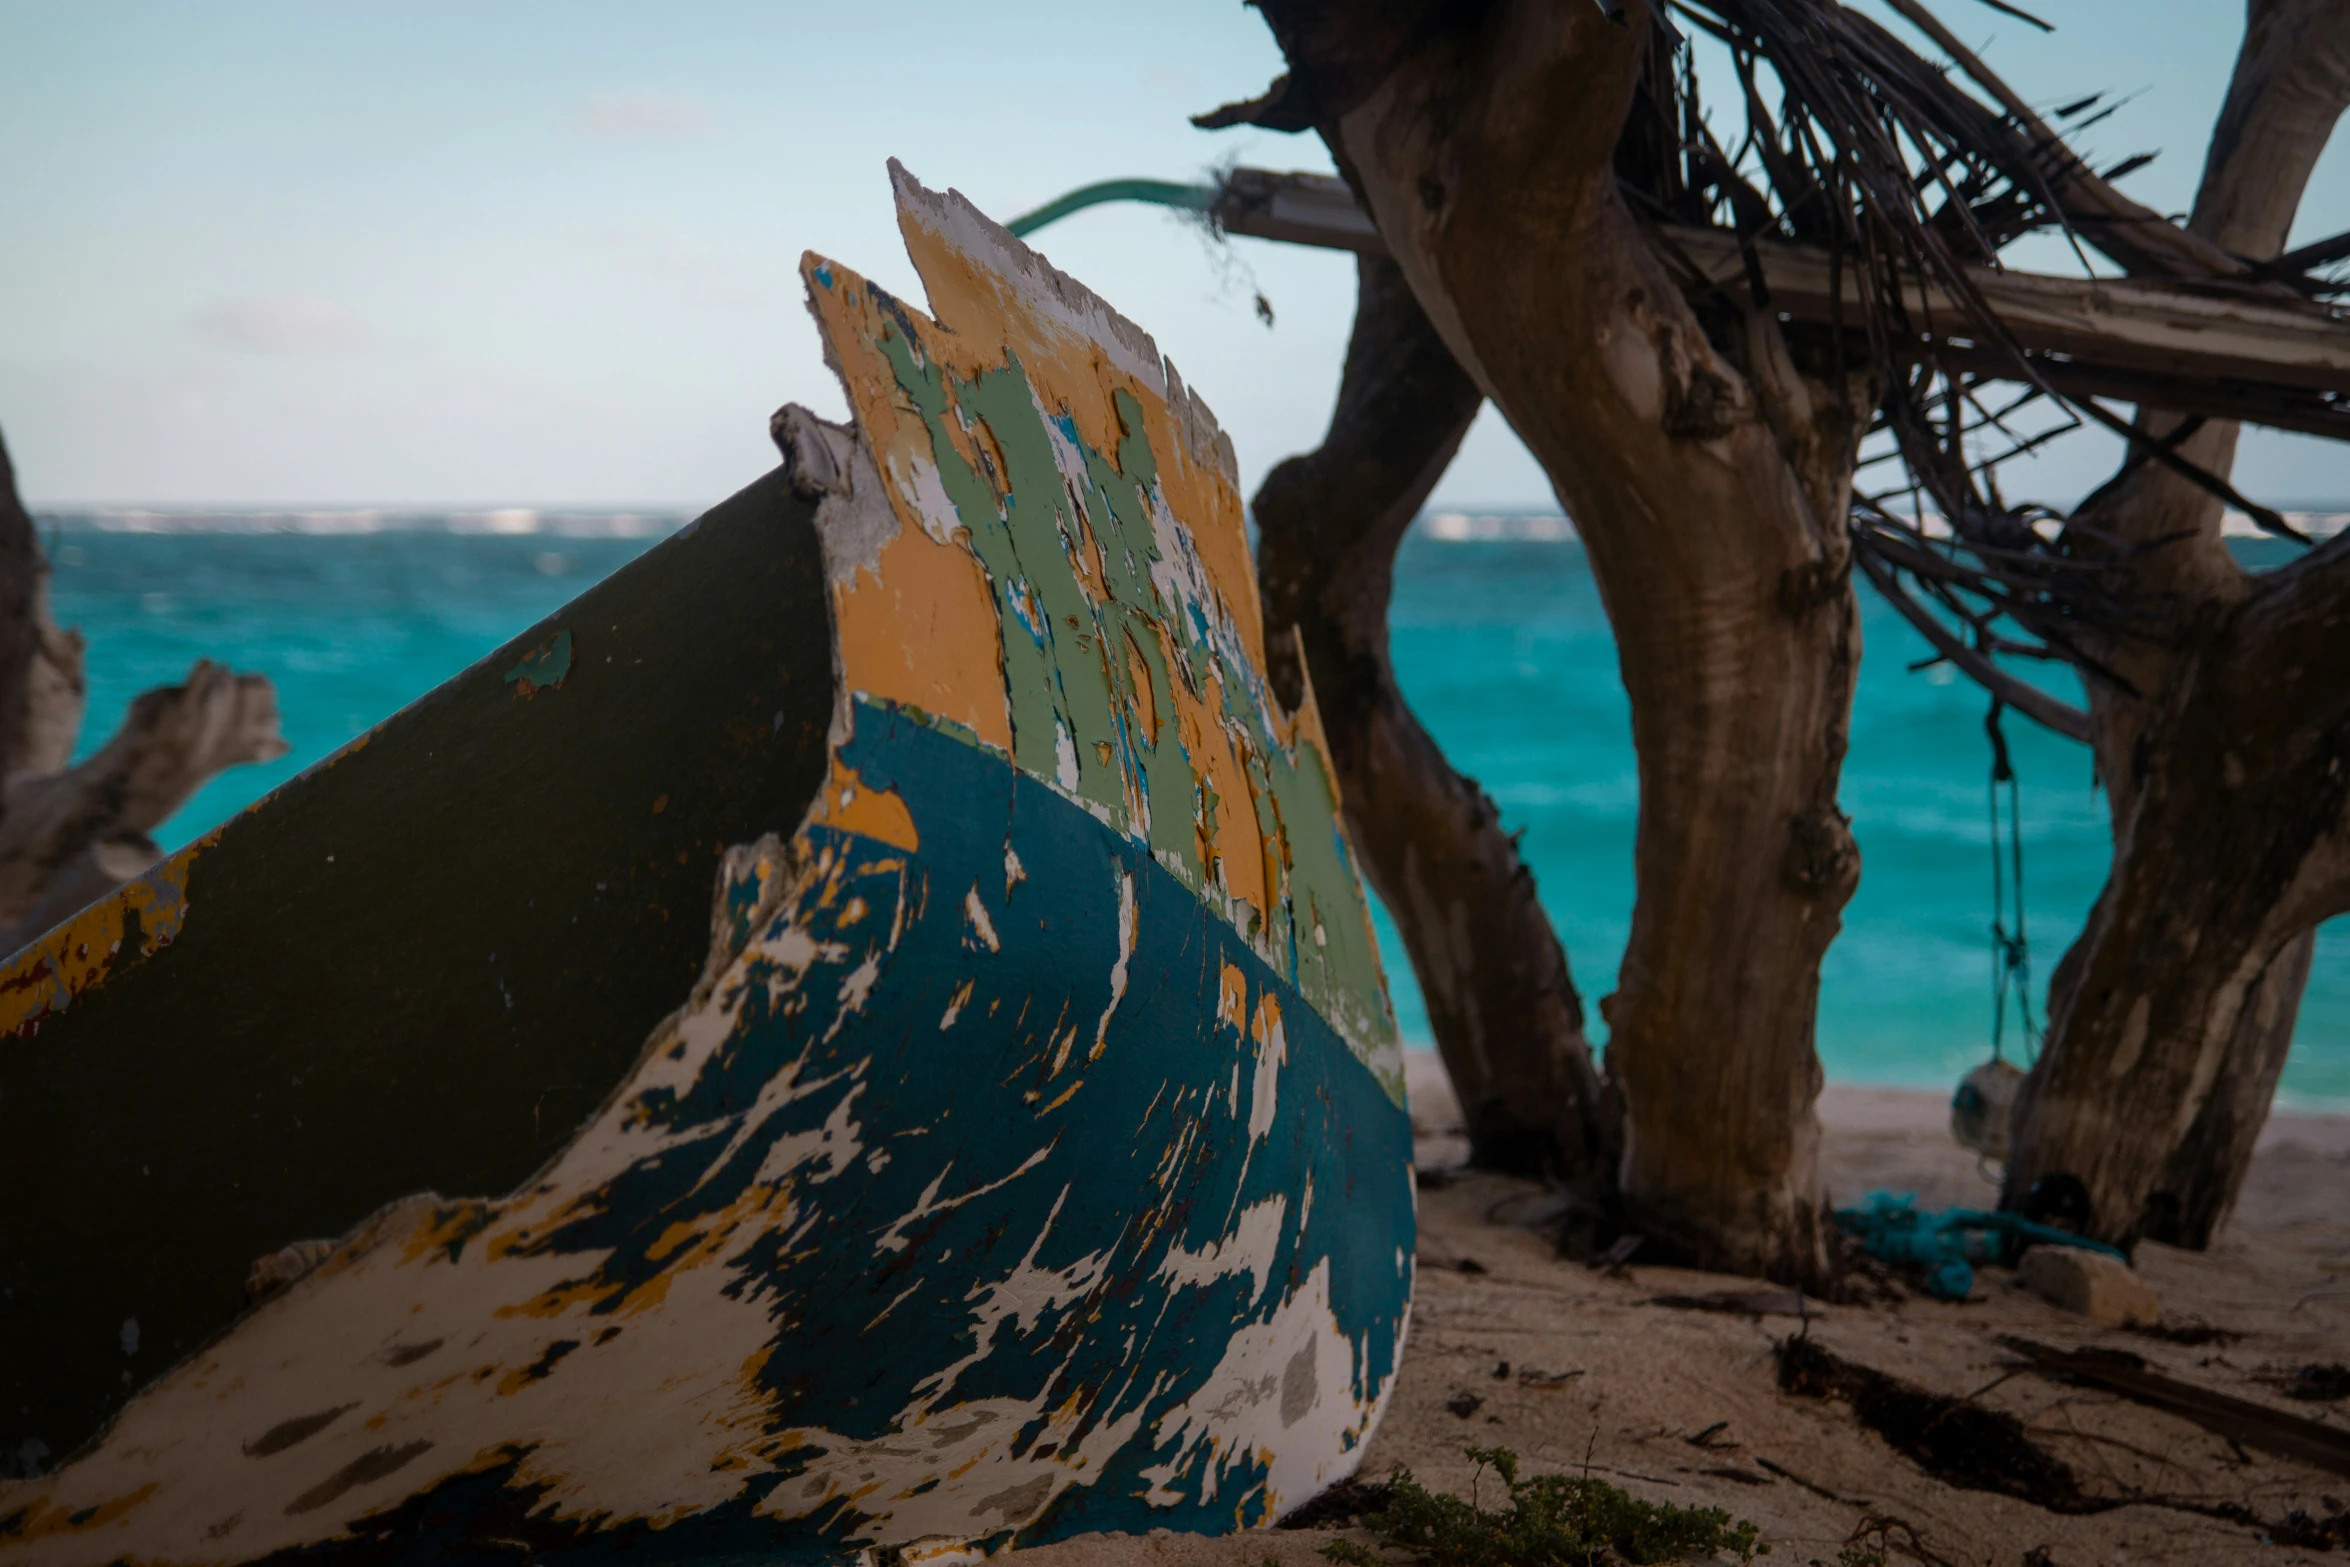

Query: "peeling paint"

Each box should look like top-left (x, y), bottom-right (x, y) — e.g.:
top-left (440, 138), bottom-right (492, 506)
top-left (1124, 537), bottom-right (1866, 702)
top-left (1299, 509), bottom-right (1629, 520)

top-left (504, 628), bottom-right (574, 696)
top-left (0, 849), bottom-right (196, 1037)
top-left (0, 165), bottom-right (1411, 1565)
top-left (804, 163), bottom-right (1401, 1100)
top-left (2, 711), bottom-right (1410, 1562)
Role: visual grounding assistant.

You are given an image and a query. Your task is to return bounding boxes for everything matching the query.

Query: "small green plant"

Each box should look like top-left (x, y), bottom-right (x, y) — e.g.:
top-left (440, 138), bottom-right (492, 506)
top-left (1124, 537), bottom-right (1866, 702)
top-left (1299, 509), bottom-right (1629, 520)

top-left (1317, 1447), bottom-right (1765, 1566)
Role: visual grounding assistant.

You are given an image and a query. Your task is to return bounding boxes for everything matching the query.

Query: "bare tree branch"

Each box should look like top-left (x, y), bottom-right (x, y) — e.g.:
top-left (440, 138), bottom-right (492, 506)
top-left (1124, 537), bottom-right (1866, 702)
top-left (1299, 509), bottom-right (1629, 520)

top-left (1852, 547), bottom-right (2089, 739)
top-left (1256, 254), bottom-right (1617, 1183)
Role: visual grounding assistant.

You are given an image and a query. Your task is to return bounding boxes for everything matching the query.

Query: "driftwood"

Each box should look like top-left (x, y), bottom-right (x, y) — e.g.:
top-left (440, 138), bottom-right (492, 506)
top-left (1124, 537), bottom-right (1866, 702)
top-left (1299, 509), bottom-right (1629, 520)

top-left (1657, 225), bottom-right (2350, 439)
top-left (0, 660), bottom-right (288, 948)
top-left (1783, 1333), bottom-right (2350, 1532)
top-left (0, 426), bottom-right (287, 953)
top-left (2002, 1337), bottom-right (2350, 1481)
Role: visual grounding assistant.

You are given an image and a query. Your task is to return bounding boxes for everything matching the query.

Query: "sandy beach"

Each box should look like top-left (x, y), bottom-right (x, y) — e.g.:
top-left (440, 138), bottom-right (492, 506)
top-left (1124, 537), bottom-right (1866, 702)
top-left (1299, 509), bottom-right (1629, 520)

top-left (1021, 1058), bottom-right (2350, 1565)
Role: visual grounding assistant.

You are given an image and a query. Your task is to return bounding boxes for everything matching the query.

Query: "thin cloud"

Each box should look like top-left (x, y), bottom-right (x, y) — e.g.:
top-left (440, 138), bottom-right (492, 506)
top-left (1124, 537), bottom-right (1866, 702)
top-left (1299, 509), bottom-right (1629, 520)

top-left (578, 94), bottom-right (710, 139)
top-left (187, 294), bottom-right (371, 354)
top-left (596, 225), bottom-right (768, 311)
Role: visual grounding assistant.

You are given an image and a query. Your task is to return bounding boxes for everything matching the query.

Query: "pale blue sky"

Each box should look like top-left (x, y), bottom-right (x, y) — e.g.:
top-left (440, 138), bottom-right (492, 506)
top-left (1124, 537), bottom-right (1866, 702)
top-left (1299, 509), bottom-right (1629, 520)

top-left (3, 1), bottom-right (2345, 510)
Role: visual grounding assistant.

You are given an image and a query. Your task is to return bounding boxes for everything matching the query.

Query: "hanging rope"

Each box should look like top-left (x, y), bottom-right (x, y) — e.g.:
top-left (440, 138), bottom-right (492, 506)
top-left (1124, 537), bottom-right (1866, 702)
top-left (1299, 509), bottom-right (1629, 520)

top-left (1983, 696), bottom-right (2041, 1064)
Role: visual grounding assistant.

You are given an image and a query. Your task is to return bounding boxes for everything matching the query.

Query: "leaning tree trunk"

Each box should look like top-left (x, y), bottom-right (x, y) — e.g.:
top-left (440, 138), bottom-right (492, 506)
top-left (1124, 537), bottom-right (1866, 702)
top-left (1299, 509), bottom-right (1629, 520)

top-left (2144, 930), bottom-right (2312, 1244)
top-left (1255, 251), bottom-right (1617, 1184)
top-left (1249, 0), bottom-right (1872, 1286)
top-left (2006, 0), bottom-right (2350, 1248)
top-left (2011, 539), bottom-right (2350, 1247)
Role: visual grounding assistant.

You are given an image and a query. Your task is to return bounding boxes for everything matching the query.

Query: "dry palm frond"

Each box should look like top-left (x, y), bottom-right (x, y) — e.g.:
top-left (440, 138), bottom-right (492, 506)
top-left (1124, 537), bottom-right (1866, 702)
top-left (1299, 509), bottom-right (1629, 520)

top-left (1622, 0), bottom-right (2307, 729)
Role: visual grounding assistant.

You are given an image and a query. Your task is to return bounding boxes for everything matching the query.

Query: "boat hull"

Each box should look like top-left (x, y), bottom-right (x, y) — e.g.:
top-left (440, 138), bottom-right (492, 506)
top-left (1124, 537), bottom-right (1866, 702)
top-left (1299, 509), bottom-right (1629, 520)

top-left (0, 468), bottom-right (839, 1473)
top-left (0, 164), bottom-right (1415, 1563)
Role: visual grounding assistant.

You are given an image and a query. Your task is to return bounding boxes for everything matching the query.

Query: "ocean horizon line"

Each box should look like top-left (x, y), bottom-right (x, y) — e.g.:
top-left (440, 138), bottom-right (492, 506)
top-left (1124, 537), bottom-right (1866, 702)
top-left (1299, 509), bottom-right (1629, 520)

top-left (36, 503), bottom-right (2350, 544)
top-left (34, 507), bottom-right (689, 539)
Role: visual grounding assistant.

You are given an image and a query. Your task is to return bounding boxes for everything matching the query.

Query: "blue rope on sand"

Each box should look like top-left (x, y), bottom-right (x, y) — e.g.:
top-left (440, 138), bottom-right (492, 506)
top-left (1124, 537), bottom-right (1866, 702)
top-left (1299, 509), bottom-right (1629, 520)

top-left (1835, 1191), bottom-right (2124, 1300)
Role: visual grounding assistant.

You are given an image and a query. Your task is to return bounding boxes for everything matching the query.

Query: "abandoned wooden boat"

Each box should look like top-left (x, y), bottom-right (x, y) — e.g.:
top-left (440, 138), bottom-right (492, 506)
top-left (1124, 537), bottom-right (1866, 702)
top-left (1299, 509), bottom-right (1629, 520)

top-left (0, 164), bottom-right (1414, 1563)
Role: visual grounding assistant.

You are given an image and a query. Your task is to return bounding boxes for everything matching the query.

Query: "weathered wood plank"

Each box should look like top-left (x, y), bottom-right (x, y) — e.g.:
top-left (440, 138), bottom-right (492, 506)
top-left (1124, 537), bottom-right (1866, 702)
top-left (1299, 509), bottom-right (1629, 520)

top-left (1657, 223), bottom-right (2350, 394)
top-left (2004, 1336), bottom-right (2350, 1481)
top-left (1211, 168), bottom-right (2350, 423)
top-left (1215, 167), bottom-right (1384, 255)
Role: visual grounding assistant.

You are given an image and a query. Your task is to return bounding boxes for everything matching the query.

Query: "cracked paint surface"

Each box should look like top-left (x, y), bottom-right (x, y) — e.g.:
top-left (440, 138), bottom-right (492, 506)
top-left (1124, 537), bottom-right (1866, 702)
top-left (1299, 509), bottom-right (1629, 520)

top-left (0, 166), bottom-right (1412, 1564)
top-left (808, 165), bottom-right (1400, 1089)
top-left (0, 851), bottom-right (195, 1037)
top-left (504, 628), bottom-right (574, 697)
top-left (0, 722), bottom-right (383, 1040)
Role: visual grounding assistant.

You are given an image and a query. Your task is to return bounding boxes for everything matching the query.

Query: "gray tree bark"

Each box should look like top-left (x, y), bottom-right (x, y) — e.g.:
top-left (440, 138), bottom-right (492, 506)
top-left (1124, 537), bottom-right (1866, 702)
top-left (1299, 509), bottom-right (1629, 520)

top-left (1255, 252), bottom-right (1618, 1184)
top-left (2007, 0), bottom-right (2350, 1248)
top-left (1248, 0), bottom-right (1875, 1286)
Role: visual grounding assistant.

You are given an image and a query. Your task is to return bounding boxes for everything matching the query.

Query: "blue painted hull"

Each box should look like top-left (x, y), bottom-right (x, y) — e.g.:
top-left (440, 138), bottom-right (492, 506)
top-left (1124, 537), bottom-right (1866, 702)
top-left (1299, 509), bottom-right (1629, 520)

top-left (0, 166), bottom-right (1413, 1565)
top-left (253, 705), bottom-right (1411, 1562)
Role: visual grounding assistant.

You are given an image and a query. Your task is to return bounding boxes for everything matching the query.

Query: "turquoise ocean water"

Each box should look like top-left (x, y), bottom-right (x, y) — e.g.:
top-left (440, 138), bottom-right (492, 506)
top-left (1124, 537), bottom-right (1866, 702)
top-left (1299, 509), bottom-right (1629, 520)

top-left (38, 512), bottom-right (2349, 1107)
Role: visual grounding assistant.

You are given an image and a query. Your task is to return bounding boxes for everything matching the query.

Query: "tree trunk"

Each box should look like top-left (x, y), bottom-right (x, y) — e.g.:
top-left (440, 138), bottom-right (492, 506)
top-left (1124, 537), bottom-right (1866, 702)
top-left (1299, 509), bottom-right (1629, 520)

top-left (2011, 537), bottom-right (2350, 1246)
top-left (2007, 0), bottom-right (2350, 1248)
top-left (2143, 929), bottom-right (2311, 1245)
top-left (1253, 0), bottom-right (1872, 1286)
top-left (1255, 252), bottom-right (1617, 1184)
top-left (0, 427), bottom-right (44, 780)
